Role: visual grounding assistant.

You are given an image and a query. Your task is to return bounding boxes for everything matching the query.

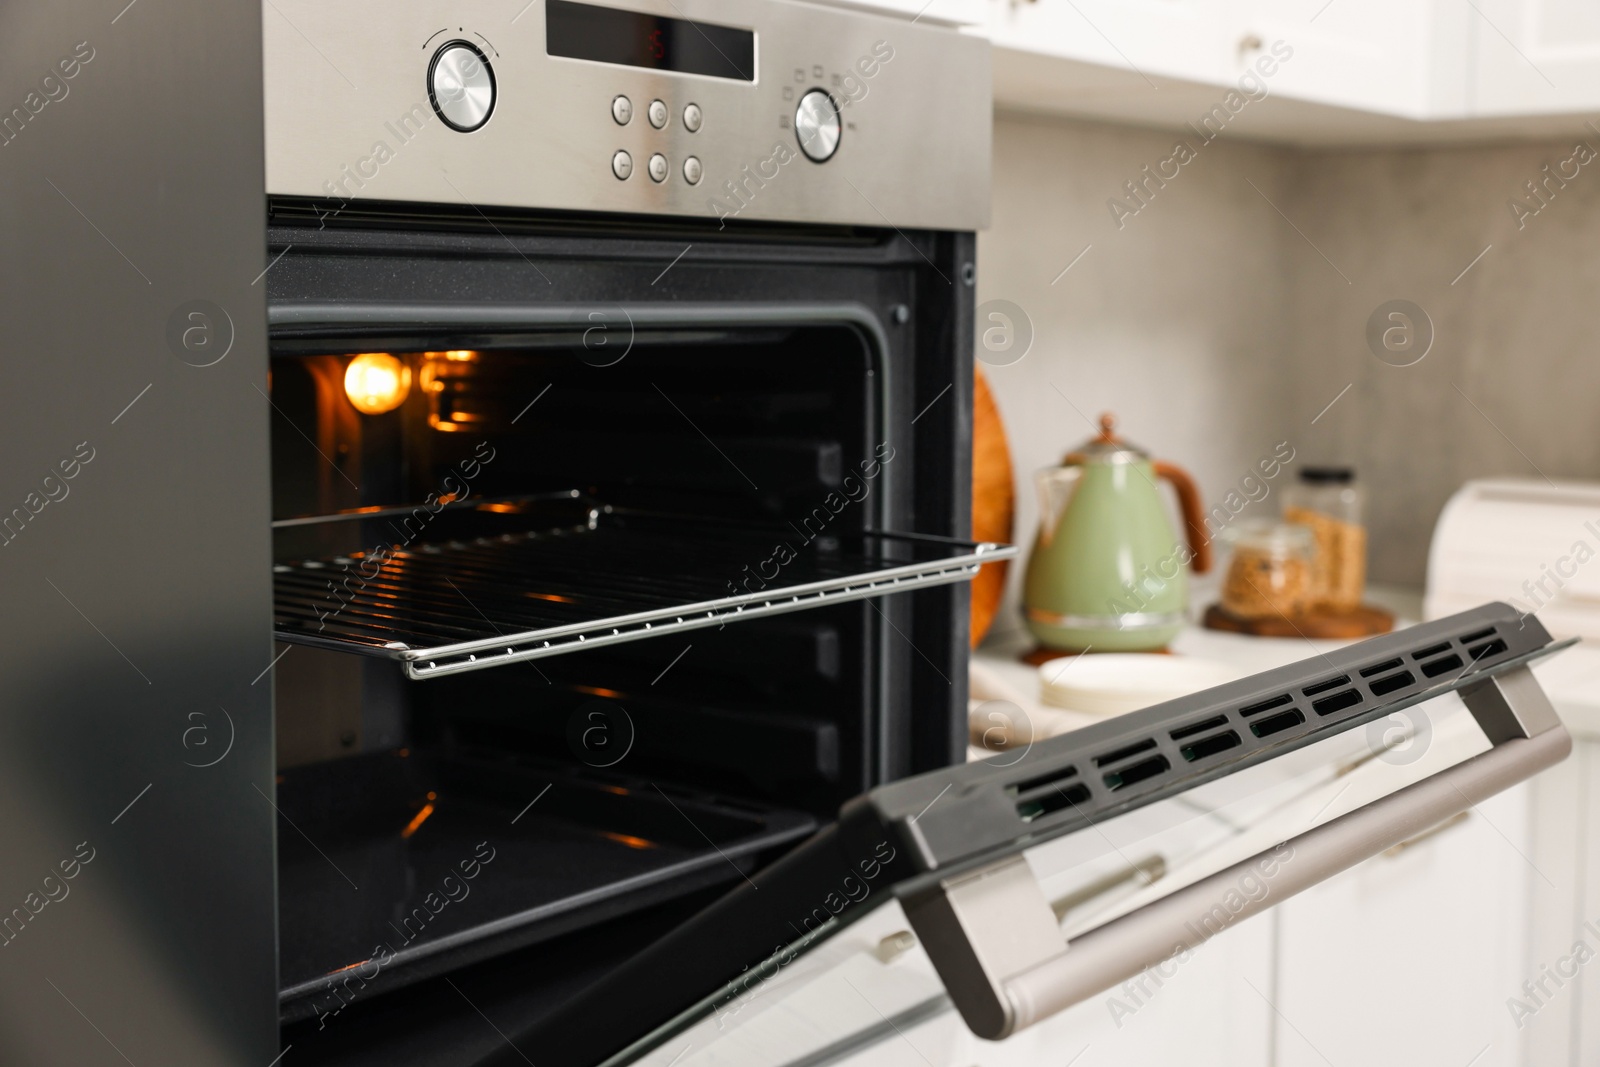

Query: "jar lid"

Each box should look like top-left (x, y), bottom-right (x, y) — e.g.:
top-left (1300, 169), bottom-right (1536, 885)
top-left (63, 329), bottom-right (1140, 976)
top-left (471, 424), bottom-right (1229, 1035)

top-left (1299, 466), bottom-right (1355, 484)
top-left (1225, 518), bottom-right (1314, 553)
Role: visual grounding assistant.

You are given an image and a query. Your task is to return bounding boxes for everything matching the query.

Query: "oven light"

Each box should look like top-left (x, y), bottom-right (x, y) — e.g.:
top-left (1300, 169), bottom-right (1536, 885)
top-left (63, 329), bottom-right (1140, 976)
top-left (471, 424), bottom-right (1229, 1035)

top-left (344, 353), bottom-right (412, 415)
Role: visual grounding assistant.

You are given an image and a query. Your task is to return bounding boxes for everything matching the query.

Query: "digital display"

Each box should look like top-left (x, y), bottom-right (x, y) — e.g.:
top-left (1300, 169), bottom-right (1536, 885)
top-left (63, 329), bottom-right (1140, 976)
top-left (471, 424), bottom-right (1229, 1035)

top-left (546, 0), bottom-right (755, 82)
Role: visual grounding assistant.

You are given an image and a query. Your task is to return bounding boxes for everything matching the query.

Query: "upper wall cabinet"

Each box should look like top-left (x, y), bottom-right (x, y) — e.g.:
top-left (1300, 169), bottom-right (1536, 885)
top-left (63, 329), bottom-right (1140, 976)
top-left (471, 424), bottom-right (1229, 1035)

top-left (1228, 0), bottom-right (1470, 118)
top-left (985, 0), bottom-right (1600, 142)
top-left (989, 0), bottom-right (1234, 88)
top-left (805, 0), bottom-right (990, 25)
top-left (1470, 0), bottom-right (1600, 114)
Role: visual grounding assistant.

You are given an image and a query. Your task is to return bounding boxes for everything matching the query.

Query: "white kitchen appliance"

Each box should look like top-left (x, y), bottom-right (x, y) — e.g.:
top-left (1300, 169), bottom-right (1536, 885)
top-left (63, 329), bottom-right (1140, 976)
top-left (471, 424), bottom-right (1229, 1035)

top-left (1426, 477), bottom-right (1600, 640)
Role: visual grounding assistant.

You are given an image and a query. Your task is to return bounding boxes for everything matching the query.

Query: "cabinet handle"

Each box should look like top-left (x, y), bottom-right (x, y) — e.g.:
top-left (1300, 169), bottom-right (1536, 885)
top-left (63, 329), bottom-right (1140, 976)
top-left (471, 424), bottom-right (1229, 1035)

top-left (1050, 853), bottom-right (1166, 921)
top-left (904, 664), bottom-right (1570, 1041)
top-left (1237, 33), bottom-right (1264, 61)
top-left (1382, 810), bottom-right (1470, 857)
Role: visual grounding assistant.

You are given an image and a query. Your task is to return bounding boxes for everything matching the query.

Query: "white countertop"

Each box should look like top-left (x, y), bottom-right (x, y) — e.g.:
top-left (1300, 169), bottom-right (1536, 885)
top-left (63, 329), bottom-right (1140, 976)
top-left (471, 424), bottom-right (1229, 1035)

top-left (975, 585), bottom-right (1600, 742)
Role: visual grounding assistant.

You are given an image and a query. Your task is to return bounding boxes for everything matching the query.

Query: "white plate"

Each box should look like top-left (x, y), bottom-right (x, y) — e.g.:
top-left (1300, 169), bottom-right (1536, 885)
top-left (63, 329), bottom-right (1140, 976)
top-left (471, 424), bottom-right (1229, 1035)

top-left (1038, 653), bottom-right (1243, 717)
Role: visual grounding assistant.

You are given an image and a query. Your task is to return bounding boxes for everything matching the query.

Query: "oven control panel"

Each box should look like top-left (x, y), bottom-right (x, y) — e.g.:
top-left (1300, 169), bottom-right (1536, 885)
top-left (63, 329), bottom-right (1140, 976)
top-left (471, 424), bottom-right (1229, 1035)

top-left (263, 0), bottom-right (990, 230)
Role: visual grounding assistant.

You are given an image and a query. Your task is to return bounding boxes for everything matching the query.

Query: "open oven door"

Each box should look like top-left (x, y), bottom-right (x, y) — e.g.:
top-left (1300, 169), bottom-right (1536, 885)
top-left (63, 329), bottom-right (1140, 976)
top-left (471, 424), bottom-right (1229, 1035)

top-left (480, 601), bottom-right (1575, 1067)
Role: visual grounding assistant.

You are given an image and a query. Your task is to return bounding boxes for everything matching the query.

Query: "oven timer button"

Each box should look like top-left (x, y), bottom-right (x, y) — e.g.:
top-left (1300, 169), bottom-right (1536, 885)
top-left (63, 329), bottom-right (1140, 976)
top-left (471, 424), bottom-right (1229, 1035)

top-left (682, 156), bottom-right (702, 185)
top-left (683, 103), bottom-right (702, 132)
top-left (648, 99), bottom-right (669, 128)
top-left (427, 42), bottom-right (495, 133)
top-left (612, 95), bottom-right (633, 125)
top-left (794, 89), bottom-right (841, 163)
top-left (648, 153), bottom-right (669, 183)
top-left (611, 150), bottom-right (633, 180)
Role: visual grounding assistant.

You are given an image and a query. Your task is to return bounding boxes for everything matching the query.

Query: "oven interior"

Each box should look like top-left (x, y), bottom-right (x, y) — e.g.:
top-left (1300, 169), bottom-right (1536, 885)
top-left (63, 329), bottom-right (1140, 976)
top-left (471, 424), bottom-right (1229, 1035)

top-left (268, 325), bottom-right (915, 1020)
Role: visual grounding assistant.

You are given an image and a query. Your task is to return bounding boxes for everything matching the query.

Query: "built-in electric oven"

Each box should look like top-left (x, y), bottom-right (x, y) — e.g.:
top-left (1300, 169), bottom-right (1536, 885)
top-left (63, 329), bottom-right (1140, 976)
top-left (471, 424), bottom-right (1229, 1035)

top-left (255, 1), bottom-right (996, 1063)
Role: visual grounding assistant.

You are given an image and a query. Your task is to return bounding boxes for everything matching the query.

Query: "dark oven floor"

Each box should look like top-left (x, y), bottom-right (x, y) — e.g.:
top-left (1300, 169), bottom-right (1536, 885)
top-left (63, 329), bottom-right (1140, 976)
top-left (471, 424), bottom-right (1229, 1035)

top-left (276, 748), bottom-right (815, 1022)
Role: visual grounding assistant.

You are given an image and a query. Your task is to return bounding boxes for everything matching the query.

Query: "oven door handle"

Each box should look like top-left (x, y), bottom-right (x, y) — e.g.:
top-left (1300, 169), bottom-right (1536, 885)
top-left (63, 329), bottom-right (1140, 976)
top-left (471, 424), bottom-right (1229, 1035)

top-left (903, 664), bottom-right (1572, 1040)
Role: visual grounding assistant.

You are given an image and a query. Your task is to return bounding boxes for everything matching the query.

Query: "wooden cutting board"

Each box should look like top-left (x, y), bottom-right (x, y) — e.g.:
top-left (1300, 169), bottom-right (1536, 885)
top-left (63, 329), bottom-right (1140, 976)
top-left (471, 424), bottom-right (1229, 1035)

top-left (1202, 603), bottom-right (1394, 638)
top-left (971, 366), bottom-right (1015, 646)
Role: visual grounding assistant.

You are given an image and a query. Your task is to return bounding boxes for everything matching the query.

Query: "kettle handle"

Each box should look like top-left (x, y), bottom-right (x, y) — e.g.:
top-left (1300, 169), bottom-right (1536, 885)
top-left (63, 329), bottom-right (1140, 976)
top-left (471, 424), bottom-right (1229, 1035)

top-left (1152, 461), bottom-right (1213, 574)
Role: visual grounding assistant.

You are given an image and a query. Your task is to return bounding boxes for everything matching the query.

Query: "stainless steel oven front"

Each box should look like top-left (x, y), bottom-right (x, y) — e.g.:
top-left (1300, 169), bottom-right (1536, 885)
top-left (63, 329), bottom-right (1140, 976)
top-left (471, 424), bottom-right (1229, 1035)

top-left (255, 4), bottom-right (997, 1064)
top-left (262, 0), bottom-right (991, 231)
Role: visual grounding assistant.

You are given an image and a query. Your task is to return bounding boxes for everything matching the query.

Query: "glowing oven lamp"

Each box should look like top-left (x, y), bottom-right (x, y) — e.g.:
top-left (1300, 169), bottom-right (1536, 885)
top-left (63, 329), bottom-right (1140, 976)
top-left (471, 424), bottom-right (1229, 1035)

top-left (344, 353), bottom-right (411, 415)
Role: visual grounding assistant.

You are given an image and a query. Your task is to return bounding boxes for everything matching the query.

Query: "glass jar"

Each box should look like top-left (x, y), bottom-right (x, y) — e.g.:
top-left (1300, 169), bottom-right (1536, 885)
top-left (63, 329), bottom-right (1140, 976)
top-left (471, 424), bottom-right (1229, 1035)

top-left (1220, 520), bottom-right (1315, 620)
top-left (1282, 467), bottom-right (1367, 612)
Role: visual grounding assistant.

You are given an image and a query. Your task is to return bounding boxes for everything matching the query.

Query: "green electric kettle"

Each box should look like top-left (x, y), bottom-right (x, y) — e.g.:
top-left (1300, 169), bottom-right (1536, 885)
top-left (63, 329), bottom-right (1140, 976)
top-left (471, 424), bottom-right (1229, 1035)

top-left (1023, 414), bottom-right (1212, 652)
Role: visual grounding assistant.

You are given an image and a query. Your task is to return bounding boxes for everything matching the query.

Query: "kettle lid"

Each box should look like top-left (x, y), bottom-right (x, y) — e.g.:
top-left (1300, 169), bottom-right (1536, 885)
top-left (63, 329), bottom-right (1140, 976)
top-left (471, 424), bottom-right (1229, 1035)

top-left (1064, 413), bottom-right (1148, 464)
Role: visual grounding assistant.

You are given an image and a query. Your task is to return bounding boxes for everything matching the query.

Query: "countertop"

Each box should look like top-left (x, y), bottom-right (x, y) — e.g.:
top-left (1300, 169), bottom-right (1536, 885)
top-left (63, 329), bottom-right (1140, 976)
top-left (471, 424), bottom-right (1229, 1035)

top-left (975, 584), bottom-right (1600, 742)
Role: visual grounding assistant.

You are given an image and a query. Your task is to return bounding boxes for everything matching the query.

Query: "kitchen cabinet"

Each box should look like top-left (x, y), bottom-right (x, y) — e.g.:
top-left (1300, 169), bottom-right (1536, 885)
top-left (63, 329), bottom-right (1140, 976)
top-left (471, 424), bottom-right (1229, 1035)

top-left (987, 0), bottom-right (1232, 90)
top-left (986, 0), bottom-right (1597, 142)
top-left (1470, 0), bottom-right (1600, 115)
top-left (809, 0), bottom-right (989, 25)
top-left (749, 899), bottom-right (1274, 1067)
top-left (1273, 784), bottom-right (1531, 1067)
top-left (985, 0), bottom-right (1459, 115)
top-left (1520, 737), bottom-right (1600, 1066)
top-left (1230, 0), bottom-right (1471, 118)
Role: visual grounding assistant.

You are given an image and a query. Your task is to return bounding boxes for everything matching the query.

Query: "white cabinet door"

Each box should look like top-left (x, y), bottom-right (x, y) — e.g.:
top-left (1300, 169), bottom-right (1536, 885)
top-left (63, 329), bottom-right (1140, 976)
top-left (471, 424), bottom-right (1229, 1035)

top-left (988, 0), bottom-right (1233, 88)
top-left (1471, 0), bottom-right (1600, 114)
top-left (1583, 740), bottom-right (1600, 1066)
top-left (1499, 735), bottom-right (1600, 1066)
top-left (804, 0), bottom-right (990, 25)
top-left (821, 911), bottom-right (1275, 1067)
top-left (1274, 785), bottom-right (1532, 1067)
top-left (1225, 0), bottom-right (1470, 117)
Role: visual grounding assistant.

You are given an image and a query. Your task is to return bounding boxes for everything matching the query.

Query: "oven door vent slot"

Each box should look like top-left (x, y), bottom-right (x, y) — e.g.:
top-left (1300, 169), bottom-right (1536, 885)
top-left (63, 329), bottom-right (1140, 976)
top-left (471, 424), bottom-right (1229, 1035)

top-left (1016, 781), bottom-right (1092, 823)
top-left (1359, 658), bottom-right (1405, 678)
top-left (1312, 689), bottom-right (1363, 716)
top-left (1469, 638), bottom-right (1509, 661)
top-left (1102, 755), bottom-right (1170, 792)
top-left (1239, 694), bottom-right (1293, 717)
top-left (1303, 674), bottom-right (1351, 697)
top-left (1179, 730), bottom-right (1241, 763)
top-left (1251, 708), bottom-right (1305, 738)
top-left (1169, 715), bottom-right (1229, 742)
top-left (1093, 738), bottom-right (1158, 768)
top-left (1368, 670), bottom-right (1415, 696)
top-left (1421, 653), bottom-right (1465, 677)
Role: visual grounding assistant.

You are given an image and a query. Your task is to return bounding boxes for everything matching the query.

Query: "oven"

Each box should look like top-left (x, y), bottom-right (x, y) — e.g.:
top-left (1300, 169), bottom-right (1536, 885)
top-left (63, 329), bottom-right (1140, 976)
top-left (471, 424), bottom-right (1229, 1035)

top-left (255, 1), bottom-right (995, 1063)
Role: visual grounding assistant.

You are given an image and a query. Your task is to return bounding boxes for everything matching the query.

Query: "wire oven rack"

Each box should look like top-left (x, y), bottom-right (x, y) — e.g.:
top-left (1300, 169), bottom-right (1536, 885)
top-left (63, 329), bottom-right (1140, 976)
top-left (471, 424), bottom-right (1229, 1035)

top-left (273, 494), bottom-right (1015, 679)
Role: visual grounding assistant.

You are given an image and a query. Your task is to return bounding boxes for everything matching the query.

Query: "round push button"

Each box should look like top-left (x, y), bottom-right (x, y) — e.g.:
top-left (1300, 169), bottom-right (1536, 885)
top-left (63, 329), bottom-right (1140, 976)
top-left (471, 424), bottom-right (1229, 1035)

top-left (794, 90), bottom-right (841, 162)
top-left (612, 150), bottom-right (633, 180)
top-left (683, 156), bottom-right (702, 185)
top-left (648, 153), bottom-right (668, 183)
top-left (683, 103), bottom-right (702, 132)
top-left (428, 43), bottom-right (495, 132)
top-left (612, 95), bottom-right (633, 125)
top-left (648, 99), bottom-right (668, 129)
